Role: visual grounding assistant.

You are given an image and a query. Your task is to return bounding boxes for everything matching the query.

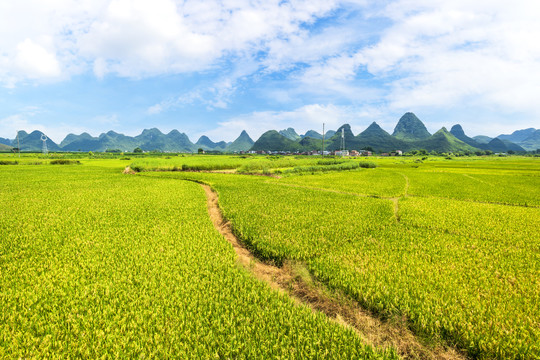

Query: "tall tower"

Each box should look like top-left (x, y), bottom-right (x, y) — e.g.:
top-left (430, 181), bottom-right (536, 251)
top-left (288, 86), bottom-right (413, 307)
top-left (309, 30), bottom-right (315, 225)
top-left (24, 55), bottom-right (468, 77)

top-left (41, 134), bottom-right (48, 155)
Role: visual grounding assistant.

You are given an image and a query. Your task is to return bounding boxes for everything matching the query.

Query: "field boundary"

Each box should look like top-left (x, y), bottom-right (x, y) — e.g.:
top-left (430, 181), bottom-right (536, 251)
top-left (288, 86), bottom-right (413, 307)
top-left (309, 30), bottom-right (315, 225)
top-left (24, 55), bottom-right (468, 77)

top-left (198, 182), bottom-right (467, 360)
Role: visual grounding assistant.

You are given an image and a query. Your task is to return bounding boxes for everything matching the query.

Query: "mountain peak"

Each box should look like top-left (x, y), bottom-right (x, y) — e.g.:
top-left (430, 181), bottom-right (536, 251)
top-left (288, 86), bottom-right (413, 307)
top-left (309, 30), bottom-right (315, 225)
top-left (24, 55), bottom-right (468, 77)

top-left (226, 130), bottom-right (254, 152)
top-left (450, 124), bottom-right (465, 137)
top-left (393, 112), bottom-right (431, 140)
top-left (366, 122), bottom-right (382, 130)
top-left (279, 128), bottom-right (300, 141)
top-left (196, 135), bottom-right (216, 148)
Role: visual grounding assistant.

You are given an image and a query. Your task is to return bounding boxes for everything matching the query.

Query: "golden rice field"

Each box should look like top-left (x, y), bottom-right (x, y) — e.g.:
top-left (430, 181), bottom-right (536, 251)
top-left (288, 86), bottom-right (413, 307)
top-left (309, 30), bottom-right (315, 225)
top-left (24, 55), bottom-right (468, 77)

top-left (1, 154), bottom-right (539, 359)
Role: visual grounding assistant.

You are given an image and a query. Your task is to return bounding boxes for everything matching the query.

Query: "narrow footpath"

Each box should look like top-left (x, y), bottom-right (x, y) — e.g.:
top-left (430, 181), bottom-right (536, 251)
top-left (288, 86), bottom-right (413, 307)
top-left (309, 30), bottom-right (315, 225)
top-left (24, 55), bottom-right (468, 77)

top-left (200, 183), bottom-right (466, 360)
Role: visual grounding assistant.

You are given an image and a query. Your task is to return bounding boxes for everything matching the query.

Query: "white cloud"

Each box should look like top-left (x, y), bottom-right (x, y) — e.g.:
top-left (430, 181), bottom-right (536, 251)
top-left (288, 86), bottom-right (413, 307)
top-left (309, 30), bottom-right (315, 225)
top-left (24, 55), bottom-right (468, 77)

top-left (357, 0), bottom-right (540, 116)
top-left (1, 0), bottom-right (540, 135)
top-left (14, 39), bottom-right (61, 79)
top-left (0, 0), bottom-right (342, 85)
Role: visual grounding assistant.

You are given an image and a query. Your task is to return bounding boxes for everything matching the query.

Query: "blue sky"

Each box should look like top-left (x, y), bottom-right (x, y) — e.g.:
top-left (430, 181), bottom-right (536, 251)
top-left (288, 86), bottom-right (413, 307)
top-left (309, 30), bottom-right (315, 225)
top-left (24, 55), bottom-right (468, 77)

top-left (1, 0), bottom-right (539, 143)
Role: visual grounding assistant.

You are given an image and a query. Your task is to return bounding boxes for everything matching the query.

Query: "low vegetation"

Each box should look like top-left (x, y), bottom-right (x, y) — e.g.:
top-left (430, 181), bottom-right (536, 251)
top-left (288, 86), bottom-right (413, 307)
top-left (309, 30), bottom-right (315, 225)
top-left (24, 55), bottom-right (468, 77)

top-left (1, 154), bottom-right (538, 359)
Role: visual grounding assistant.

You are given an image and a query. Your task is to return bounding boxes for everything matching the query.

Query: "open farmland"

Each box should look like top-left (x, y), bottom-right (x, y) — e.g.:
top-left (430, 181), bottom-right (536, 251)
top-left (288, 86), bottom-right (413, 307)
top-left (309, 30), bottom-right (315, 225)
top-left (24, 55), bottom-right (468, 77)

top-left (1, 154), bottom-right (539, 359)
top-left (138, 155), bottom-right (539, 359)
top-left (0, 160), bottom-right (395, 359)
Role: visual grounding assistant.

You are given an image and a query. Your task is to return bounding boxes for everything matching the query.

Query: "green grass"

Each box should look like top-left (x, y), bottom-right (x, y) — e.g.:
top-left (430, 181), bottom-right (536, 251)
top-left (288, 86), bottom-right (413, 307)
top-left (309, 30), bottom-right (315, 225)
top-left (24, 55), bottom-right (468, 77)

top-left (3, 154), bottom-right (539, 359)
top-left (0, 164), bottom-right (395, 359)
top-left (147, 156), bottom-right (540, 359)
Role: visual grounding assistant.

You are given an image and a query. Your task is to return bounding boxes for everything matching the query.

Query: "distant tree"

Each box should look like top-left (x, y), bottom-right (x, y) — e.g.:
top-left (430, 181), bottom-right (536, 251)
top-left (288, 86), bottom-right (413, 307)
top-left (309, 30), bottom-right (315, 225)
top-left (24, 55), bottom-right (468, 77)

top-left (507, 150), bottom-right (515, 155)
top-left (361, 146), bottom-right (374, 152)
top-left (198, 148), bottom-right (204, 154)
top-left (485, 150), bottom-right (493, 155)
top-left (133, 147), bottom-right (143, 153)
top-left (418, 149), bottom-right (428, 156)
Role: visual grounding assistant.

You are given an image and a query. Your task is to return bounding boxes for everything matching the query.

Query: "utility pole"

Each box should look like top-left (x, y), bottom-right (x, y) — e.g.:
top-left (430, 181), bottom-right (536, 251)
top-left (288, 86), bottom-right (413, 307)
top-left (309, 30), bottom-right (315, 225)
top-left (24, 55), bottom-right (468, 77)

top-left (321, 123), bottom-right (325, 158)
top-left (341, 128), bottom-right (345, 157)
top-left (16, 131), bottom-right (20, 158)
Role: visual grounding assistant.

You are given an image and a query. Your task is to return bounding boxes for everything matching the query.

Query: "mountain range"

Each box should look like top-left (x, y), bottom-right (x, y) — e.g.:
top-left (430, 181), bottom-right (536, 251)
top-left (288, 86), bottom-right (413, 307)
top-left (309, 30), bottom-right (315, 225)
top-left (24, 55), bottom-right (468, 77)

top-left (1, 112), bottom-right (538, 153)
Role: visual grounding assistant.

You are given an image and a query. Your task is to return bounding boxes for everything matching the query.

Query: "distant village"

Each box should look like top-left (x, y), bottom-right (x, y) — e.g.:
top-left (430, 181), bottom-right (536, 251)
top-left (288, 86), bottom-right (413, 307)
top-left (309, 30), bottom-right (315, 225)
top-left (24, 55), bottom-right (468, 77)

top-left (235, 150), bottom-right (404, 156)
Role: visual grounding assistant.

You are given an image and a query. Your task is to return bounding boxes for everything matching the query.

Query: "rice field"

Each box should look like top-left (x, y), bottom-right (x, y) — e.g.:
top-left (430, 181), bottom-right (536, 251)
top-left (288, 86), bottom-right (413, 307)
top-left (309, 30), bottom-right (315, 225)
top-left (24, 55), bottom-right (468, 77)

top-left (1, 154), bottom-right (539, 358)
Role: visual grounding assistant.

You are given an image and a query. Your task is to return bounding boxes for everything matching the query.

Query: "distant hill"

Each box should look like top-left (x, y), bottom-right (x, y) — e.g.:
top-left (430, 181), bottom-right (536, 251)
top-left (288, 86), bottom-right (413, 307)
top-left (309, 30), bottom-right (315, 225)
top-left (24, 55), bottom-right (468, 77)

top-left (4, 113), bottom-right (537, 153)
top-left (298, 136), bottom-right (323, 151)
top-left (0, 137), bottom-right (12, 146)
top-left (416, 127), bottom-right (478, 153)
top-left (356, 122), bottom-right (406, 152)
top-left (300, 129), bottom-right (336, 140)
top-left (451, 125), bottom-right (526, 153)
top-left (196, 136), bottom-right (228, 151)
top-left (279, 128), bottom-right (301, 141)
top-left (325, 130), bottom-right (336, 138)
top-left (226, 130), bottom-right (254, 152)
top-left (302, 130), bottom-right (322, 139)
top-left (473, 135), bottom-right (493, 144)
top-left (0, 143), bottom-right (12, 151)
top-left (392, 112), bottom-right (431, 140)
top-left (16, 130), bottom-right (60, 152)
top-left (498, 128), bottom-right (536, 143)
top-left (519, 130), bottom-right (540, 151)
top-left (450, 124), bottom-right (483, 148)
top-left (326, 124), bottom-right (356, 151)
top-left (61, 132), bottom-right (105, 151)
top-left (496, 128), bottom-right (539, 151)
top-left (251, 130), bottom-right (302, 152)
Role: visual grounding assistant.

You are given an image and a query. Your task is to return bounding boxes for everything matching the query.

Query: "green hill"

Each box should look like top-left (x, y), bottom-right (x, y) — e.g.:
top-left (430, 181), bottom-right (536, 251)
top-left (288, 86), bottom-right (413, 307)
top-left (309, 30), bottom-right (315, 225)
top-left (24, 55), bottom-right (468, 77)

top-left (450, 124), bottom-right (483, 148)
top-left (196, 136), bottom-right (228, 151)
top-left (16, 131), bottom-right (60, 152)
top-left (0, 137), bottom-right (12, 146)
top-left (226, 130), bottom-right (254, 152)
top-left (302, 130), bottom-right (322, 139)
top-left (97, 131), bottom-right (139, 152)
top-left (473, 135), bottom-right (493, 144)
top-left (326, 124), bottom-right (356, 150)
top-left (392, 112), bottom-right (431, 140)
top-left (356, 122), bottom-right (406, 152)
top-left (298, 136), bottom-right (323, 151)
top-left (279, 128), bottom-right (301, 141)
top-left (498, 128), bottom-right (536, 143)
top-left (414, 127), bottom-right (478, 152)
top-left (519, 130), bottom-right (540, 151)
top-left (0, 143), bottom-right (12, 151)
top-left (251, 130), bottom-right (302, 152)
top-left (61, 132), bottom-right (105, 151)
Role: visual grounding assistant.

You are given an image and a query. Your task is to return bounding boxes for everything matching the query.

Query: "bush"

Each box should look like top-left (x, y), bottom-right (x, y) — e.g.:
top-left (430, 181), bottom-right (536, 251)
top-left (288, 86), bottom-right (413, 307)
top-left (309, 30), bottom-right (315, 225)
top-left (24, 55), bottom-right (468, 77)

top-left (50, 159), bottom-right (81, 165)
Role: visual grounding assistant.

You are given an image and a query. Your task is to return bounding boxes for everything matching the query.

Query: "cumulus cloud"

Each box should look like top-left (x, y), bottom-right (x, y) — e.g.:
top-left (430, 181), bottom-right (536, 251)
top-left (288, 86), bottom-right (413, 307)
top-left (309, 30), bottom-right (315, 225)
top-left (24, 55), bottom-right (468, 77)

top-left (360, 0), bottom-right (540, 115)
top-left (0, 0), bottom-right (341, 85)
top-left (14, 39), bottom-right (62, 79)
top-left (1, 0), bottom-right (540, 136)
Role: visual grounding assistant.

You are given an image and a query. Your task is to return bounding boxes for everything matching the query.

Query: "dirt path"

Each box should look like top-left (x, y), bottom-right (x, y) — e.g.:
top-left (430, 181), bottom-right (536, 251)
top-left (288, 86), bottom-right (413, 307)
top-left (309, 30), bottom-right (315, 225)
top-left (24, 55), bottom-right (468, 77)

top-left (200, 183), bottom-right (467, 360)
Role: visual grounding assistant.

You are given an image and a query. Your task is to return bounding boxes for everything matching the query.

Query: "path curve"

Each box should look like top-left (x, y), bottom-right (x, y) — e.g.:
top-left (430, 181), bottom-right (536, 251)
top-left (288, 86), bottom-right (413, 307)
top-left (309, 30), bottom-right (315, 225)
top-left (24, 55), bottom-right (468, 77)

top-left (199, 182), bottom-right (466, 360)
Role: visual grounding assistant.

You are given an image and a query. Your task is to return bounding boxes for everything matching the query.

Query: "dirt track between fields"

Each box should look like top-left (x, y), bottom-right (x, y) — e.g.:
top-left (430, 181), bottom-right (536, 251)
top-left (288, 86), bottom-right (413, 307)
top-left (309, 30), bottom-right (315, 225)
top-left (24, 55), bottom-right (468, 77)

top-left (200, 183), bottom-right (467, 360)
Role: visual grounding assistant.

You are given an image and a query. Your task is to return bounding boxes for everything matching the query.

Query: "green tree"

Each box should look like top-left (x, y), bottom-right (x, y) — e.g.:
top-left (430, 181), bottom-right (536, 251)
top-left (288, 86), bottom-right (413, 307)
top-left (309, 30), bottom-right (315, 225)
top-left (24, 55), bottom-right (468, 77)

top-left (133, 147), bottom-right (143, 153)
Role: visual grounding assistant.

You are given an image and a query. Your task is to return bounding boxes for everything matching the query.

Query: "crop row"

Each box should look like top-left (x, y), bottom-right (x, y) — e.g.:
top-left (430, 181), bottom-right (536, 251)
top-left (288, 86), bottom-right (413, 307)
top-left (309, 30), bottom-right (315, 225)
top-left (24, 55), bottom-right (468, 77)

top-left (151, 161), bottom-right (540, 359)
top-left (0, 165), bottom-right (395, 358)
